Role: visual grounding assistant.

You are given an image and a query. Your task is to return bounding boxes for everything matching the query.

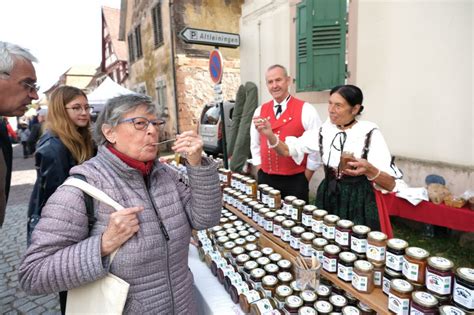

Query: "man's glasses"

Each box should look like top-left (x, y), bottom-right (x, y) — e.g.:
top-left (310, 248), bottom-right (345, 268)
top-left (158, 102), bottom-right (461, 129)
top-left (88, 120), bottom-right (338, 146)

top-left (21, 81), bottom-right (40, 93)
top-left (65, 105), bottom-right (94, 114)
top-left (118, 117), bottom-right (165, 131)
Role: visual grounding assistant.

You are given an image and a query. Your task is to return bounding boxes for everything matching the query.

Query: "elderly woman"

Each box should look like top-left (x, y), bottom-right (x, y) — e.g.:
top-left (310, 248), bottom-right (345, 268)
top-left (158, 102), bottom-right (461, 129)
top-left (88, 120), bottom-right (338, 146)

top-left (19, 94), bottom-right (222, 313)
top-left (254, 85), bottom-right (401, 231)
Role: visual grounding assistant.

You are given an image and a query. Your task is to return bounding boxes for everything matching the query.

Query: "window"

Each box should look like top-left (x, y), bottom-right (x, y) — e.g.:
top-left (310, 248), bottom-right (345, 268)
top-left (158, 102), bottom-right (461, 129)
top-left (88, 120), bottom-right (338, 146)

top-left (155, 78), bottom-right (167, 115)
top-left (152, 2), bottom-right (164, 48)
top-left (296, 0), bottom-right (347, 92)
top-left (127, 33), bottom-right (135, 63)
top-left (135, 25), bottom-right (143, 59)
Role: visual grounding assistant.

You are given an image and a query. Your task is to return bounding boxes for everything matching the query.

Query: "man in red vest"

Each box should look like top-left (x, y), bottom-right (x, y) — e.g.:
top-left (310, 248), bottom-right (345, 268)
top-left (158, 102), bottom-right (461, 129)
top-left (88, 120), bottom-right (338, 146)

top-left (250, 64), bottom-right (321, 202)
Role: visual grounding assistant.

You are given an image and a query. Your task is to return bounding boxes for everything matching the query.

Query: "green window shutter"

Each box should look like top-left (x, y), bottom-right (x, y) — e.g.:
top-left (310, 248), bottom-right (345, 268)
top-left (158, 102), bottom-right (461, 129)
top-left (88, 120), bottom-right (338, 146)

top-left (296, 0), bottom-right (346, 92)
top-left (296, 0), bottom-right (312, 92)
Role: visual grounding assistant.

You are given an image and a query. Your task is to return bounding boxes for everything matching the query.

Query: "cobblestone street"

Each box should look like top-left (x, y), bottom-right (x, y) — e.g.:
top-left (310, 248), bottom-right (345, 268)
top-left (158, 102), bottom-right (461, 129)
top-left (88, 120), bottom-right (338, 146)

top-left (0, 144), bottom-right (60, 314)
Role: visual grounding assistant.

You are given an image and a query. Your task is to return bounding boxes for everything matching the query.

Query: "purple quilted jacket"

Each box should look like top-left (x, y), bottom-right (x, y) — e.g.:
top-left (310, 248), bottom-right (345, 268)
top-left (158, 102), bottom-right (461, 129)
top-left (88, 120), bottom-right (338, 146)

top-left (19, 146), bottom-right (222, 314)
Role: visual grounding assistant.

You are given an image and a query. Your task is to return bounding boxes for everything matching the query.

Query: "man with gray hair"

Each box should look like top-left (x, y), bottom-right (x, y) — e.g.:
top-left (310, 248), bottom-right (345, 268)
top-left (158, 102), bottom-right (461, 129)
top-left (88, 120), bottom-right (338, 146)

top-left (0, 41), bottom-right (39, 226)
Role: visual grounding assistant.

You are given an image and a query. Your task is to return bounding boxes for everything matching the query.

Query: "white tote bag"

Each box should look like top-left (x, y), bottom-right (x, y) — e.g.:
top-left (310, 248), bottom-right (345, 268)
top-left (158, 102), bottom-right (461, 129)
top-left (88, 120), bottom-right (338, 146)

top-left (62, 177), bottom-right (130, 315)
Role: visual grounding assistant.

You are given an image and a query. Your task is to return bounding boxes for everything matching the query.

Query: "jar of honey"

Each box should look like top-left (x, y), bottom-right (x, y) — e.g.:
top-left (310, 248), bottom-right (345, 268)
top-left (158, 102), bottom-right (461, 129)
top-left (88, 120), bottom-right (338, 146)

top-left (350, 225), bottom-right (371, 255)
top-left (388, 279), bottom-right (413, 315)
top-left (298, 306), bottom-right (317, 315)
top-left (410, 291), bottom-right (438, 315)
top-left (402, 247), bottom-right (430, 285)
top-left (342, 306), bottom-right (361, 315)
top-left (247, 200), bottom-right (258, 218)
top-left (300, 232), bottom-right (316, 257)
top-left (291, 199), bottom-right (306, 223)
top-left (230, 281), bottom-right (251, 304)
top-left (302, 205), bottom-right (317, 230)
top-left (283, 195), bottom-right (298, 217)
top-left (243, 260), bottom-right (259, 281)
top-left (322, 214), bottom-right (340, 241)
top-left (425, 256), bottom-right (454, 297)
top-left (335, 219), bottom-right (354, 250)
top-left (352, 260), bottom-right (375, 293)
top-left (372, 261), bottom-right (384, 288)
top-left (386, 238), bottom-right (408, 272)
top-left (366, 231), bottom-right (387, 264)
top-left (246, 179), bottom-right (258, 200)
top-left (256, 256), bottom-right (271, 268)
top-left (268, 189), bottom-right (282, 210)
top-left (311, 209), bottom-right (328, 236)
top-left (323, 244), bottom-right (341, 273)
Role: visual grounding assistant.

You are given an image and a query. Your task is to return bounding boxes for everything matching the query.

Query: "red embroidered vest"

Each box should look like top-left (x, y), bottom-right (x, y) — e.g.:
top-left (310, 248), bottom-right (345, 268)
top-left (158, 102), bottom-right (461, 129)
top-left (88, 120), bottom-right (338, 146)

top-left (260, 97), bottom-right (307, 175)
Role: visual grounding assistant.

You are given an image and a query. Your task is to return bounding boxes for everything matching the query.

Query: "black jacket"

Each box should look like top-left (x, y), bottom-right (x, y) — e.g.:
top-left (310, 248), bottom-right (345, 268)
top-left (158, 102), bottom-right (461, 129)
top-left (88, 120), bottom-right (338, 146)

top-left (0, 120), bottom-right (12, 226)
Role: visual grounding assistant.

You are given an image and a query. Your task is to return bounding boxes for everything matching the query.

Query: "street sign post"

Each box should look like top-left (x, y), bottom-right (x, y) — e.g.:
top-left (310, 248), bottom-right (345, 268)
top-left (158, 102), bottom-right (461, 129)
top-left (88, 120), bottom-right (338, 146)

top-left (209, 49), bottom-right (223, 85)
top-left (178, 27), bottom-right (240, 48)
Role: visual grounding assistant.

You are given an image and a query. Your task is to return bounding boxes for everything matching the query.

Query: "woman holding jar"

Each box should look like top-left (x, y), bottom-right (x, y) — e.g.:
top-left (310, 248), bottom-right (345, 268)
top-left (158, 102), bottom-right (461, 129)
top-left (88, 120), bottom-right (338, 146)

top-left (253, 85), bottom-right (401, 231)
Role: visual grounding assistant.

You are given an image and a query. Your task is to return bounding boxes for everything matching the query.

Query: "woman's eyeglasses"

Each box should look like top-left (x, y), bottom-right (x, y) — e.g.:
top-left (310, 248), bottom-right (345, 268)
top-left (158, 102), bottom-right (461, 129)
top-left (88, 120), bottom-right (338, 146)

top-left (118, 117), bottom-right (166, 131)
top-left (65, 105), bottom-right (94, 114)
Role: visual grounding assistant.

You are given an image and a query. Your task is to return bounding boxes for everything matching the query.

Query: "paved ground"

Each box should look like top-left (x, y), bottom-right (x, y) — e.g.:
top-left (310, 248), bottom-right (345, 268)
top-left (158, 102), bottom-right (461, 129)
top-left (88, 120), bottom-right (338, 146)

top-left (0, 144), bottom-right (61, 314)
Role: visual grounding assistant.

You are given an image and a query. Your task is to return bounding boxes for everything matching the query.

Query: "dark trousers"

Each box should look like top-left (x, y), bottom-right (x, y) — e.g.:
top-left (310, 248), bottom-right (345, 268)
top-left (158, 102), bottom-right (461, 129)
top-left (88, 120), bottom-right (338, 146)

top-left (21, 141), bottom-right (29, 157)
top-left (258, 169), bottom-right (309, 203)
top-left (59, 291), bottom-right (67, 314)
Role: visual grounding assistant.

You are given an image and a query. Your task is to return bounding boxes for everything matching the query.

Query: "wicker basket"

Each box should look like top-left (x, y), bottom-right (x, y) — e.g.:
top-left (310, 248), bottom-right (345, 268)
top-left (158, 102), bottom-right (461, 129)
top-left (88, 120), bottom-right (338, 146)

top-left (444, 195), bottom-right (467, 208)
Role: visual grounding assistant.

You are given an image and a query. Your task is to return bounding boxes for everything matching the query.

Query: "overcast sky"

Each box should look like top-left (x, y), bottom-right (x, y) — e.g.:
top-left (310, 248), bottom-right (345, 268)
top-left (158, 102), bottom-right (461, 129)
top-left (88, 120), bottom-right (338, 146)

top-left (0, 0), bottom-right (121, 97)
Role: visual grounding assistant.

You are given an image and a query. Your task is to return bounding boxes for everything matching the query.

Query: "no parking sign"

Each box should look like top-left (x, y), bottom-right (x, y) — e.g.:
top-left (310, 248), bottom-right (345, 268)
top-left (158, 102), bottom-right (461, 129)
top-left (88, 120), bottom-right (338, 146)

top-left (209, 49), bottom-right (223, 84)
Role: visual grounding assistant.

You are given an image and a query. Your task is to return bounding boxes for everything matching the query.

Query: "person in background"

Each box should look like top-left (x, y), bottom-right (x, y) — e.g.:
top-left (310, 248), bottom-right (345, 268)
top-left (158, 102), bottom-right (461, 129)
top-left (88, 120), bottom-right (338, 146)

top-left (255, 85), bottom-right (400, 230)
top-left (0, 41), bottom-right (39, 227)
top-left (19, 94), bottom-right (221, 313)
top-left (250, 64), bottom-right (322, 202)
top-left (26, 85), bottom-right (94, 313)
top-left (17, 122), bottom-right (31, 158)
top-left (27, 108), bottom-right (48, 154)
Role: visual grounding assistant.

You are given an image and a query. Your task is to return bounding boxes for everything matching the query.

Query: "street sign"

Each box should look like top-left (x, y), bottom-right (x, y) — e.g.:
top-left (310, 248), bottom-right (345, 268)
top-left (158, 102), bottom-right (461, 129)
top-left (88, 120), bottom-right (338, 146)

top-left (179, 27), bottom-right (240, 48)
top-left (209, 49), bottom-right (223, 84)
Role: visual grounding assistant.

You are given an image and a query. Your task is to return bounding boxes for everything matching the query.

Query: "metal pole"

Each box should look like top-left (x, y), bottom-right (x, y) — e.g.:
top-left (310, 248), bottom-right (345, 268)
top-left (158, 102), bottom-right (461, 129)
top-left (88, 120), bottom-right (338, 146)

top-left (219, 100), bottom-right (228, 169)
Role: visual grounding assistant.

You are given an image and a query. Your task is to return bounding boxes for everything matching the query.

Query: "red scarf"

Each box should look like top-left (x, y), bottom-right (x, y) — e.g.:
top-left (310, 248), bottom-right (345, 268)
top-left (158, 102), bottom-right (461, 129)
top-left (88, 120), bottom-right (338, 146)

top-left (107, 145), bottom-right (154, 176)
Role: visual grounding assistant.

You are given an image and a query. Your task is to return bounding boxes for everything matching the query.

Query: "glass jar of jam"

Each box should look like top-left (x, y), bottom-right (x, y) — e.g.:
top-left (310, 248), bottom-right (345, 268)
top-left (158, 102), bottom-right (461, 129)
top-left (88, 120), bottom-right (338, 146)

top-left (245, 234), bottom-right (258, 245)
top-left (300, 290), bottom-right (317, 306)
top-left (343, 291), bottom-right (358, 306)
top-left (388, 279), bottom-right (413, 315)
top-left (302, 205), bottom-right (317, 230)
top-left (342, 306), bottom-right (361, 315)
top-left (233, 191), bottom-right (242, 209)
top-left (240, 289), bottom-right (265, 314)
top-left (291, 226), bottom-right (306, 250)
top-left (264, 263), bottom-right (279, 276)
top-left (311, 209), bottom-right (328, 236)
top-left (252, 204), bottom-right (264, 223)
top-left (298, 306), bottom-right (317, 315)
top-left (273, 215), bottom-right (286, 238)
top-left (410, 291), bottom-right (438, 315)
top-left (352, 260), bottom-right (375, 293)
top-left (249, 268), bottom-right (266, 290)
top-left (383, 267), bottom-right (403, 296)
top-left (312, 237), bottom-right (328, 263)
top-left (258, 207), bottom-right (270, 227)
top-left (249, 250), bottom-right (263, 261)
top-left (300, 232), bottom-right (316, 257)
top-left (314, 300), bottom-right (333, 314)
top-left (439, 305), bottom-right (468, 315)
top-left (366, 231), bottom-right (387, 264)
top-left (278, 271), bottom-right (294, 286)
top-left (223, 187), bottom-right (232, 204)
top-left (262, 275), bottom-right (279, 297)
top-left (238, 194), bottom-right (247, 212)
top-left (231, 246), bottom-right (245, 262)
top-left (335, 219), bottom-right (354, 250)
top-left (291, 199), bottom-right (306, 223)
top-left (283, 195), bottom-right (298, 217)
top-left (249, 297), bottom-right (278, 315)
top-left (242, 197), bottom-right (253, 216)
top-left (338, 251), bottom-right (357, 282)
top-left (275, 284), bottom-right (293, 309)
top-left (386, 238), bottom-right (408, 272)
top-left (230, 280), bottom-right (251, 304)
top-left (372, 261), bottom-right (384, 288)
top-left (235, 253), bottom-right (250, 271)
top-left (322, 214), bottom-right (340, 241)
top-left (225, 270), bottom-right (243, 293)
top-left (350, 225), bottom-right (371, 255)
top-left (260, 247), bottom-right (274, 256)
top-left (257, 184), bottom-right (269, 203)
top-left (264, 211), bottom-right (276, 232)
top-left (316, 283), bottom-right (331, 300)
top-left (246, 179), bottom-right (258, 200)
top-left (402, 247), bottom-right (430, 285)
top-left (281, 220), bottom-right (296, 243)
top-left (330, 294), bottom-right (348, 312)
top-left (425, 256), bottom-right (454, 297)
top-left (243, 260), bottom-right (259, 281)
top-left (277, 260), bottom-right (293, 273)
top-left (284, 295), bottom-right (304, 314)
top-left (275, 209), bottom-right (285, 216)
top-left (257, 256), bottom-right (271, 268)
top-left (323, 244), bottom-right (341, 273)
top-left (247, 200), bottom-right (257, 218)
top-left (262, 186), bottom-right (273, 206)
top-left (216, 235), bottom-right (230, 252)
top-left (269, 253), bottom-right (282, 263)
top-left (268, 189), bottom-right (282, 210)
top-left (357, 302), bottom-right (375, 315)
top-left (453, 267), bottom-right (474, 312)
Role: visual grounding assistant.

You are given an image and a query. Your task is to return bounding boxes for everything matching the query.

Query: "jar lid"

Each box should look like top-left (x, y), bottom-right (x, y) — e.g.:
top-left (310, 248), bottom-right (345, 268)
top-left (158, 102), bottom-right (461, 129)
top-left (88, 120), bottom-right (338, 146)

top-left (238, 194), bottom-right (247, 200)
top-left (243, 197), bottom-right (253, 203)
top-left (342, 306), bottom-right (361, 315)
top-left (290, 280), bottom-right (301, 292)
top-left (269, 189), bottom-right (280, 195)
top-left (291, 226), bottom-right (306, 234)
top-left (313, 209), bottom-right (328, 217)
top-left (427, 256), bottom-right (454, 271)
top-left (303, 205), bottom-right (317, 212)
top-left (229, 215), bottom-right (238, 221)
top-left (262, 275), bottom-right (278, 286)
top-left (245, 235), bottom-right (257, 243)
top-left (292, 199), bottom-right (306, 207)
top-left (259, 208), bottom-right (270, 214)
top-left (236, 253), bottom-right (250, 263)
top-left (372, 261), bottom-right (384, 268)
top-left (316, 284), bottom-right (331, 297)
top-left (439, 305), bottom-right (467, 315)
top-left (384, 267), bottom-right (402, 277)
top-left (247, 179), bottom-right (256, 184)
top-left (284, 195), bottom-right (297, 202)
top-left (275, 210), bottom-right (285, 216)
top-left (261, 247), bottom-right (274, 255)
top-left (228, 233), bottom-right (239, 240)
top-left (278, 271), bottom-right (293, 282)
top-left (226, 228), bottom-right (237, 235)
top-left (258, 183), bottom-right (269, 188)
top-left (357, 302), bottom-right (373, 312)
top-left (274, 215), bottom-right (286, 223)
top-left (211, 225), bottom-right (223, 232)
top-left (215, 230), bottom-right (227, 238)
top-left (387, 238), bottom-right (408, 250)
top-left (391, 279), bottom-right (414, 293)
top-left (263, 186), bottom-right (273, 193)
top-left (405, 247), bottom-right (430, 259)
top-left (337, 219), bottom-right (354, 229)
top-left (301, 232), bottom-right (316, 241)
top-left (298, 306), bottom-right (317, 315)
top-left (217, 236), bottom-right (229, 244)
top-left (411, 291), bottom-right (438, 308)
top-left (368, 231), bottom-right (387, 241)
top-left (456, 267), bottom-right (474, 282)
top-left (253, 204), bottom-right (264, 210)
top-left (224, 241), bottom-right (236, 250)
top-left (257, 256), bottom-right (271, 266)
top-left (278, 259), bottom-right (292, 269)
top-left (354, 260), bottom-right (374, 272)
top-left (285, 295), bottom-right (304, 308)
top-left (239, 230), bottom-right (250, 237)
top-left (324, 214), bottom-right (340, 223)
top-left (329, 294), bottom-right (347, 307)
top-left (223, 223), bottom-right (234, 230)
top-left (339, 251), bottom-right (357, 263)
top-left (269, 253), bottom-right (282, 262)
top-left (250, 268), bottom-right (266, 279)
top-left (282, 220), bottom-right (296, 228)
top-left (324, 244), bottom-right (341, 255)
top-left (314, 300), bottom-right (333, 313)
top-left (264, 263), bottom-right (279, 274)
top-left (276, 284), bottom-right (293, 297)
top-left (352, 225), bottom-right (371, 235)
top-left (265, 212), bottom-right (277, 219)
top-left (244, 260), bottom-right (258, 270)
top-left (299, 290), bottom-right (317, 302)
top-left (312, 237), bottom-right (329, 247)
top-left (248, 201), bottom-right (258, 207)
top-left (249, 250), bottom-right (263, 259)
top-left (247, 227), bottom-right (256, 233)
top-left (245, 243), bottom-right (258, 251)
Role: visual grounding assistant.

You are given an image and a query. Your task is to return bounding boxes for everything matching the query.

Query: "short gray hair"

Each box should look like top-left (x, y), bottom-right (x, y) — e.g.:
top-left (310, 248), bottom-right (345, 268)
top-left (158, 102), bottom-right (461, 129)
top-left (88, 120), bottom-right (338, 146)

top-left (94, 93), bottom-right (159, 145)
top-left (0, 41), bottom-right (38, 79)
top-left (267, 64), bottom-right (288, 77)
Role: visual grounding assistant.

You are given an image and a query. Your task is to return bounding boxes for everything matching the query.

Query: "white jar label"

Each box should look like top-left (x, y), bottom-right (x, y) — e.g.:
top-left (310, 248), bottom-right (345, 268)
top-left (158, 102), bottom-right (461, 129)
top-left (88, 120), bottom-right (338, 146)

top-left (374, 270), bottom-right (382, 286)
top-left (254, 299), bottom-right (274, 313)
top-left (273, 224), bottom-right (282, 237)
top-left (453, 280), bottom-right (474, 309)
top-left (312, 219), bottom-right (323, 234)
top-left (268, 197), bottom-right (275, 208)
top-left (290, 236), bottom-right (300, 250)
top-left (235, 282), bottom-right (249, 295)
top-left (220, 265), bottom-right (234, 277)
top-left (281, 229), bottom-right (291, 242)
top-left (257, 190), bottom-right (260, 200)
top-left (300, 244), bottom-right (313, 257)
top-left (322, 225), bottom-right (335, 239)
top-left (229, 272), bottom-right (243, 285)
top-left (253, 212), bottom-right (259, 223)
top-left (335, 230), bottom-right (350, 246)
top-left (402, 258), bottom-right (420, 282)
top-left (386, 252), bottom-right (404, 271)
top-left (382, 276), bottom-right (391, 295)
top-left (262, 194), bottom-right (268, 205)
top-left (352, 273), bottom-right (368, 291)
top-left (246, 186), bottom-right (252, 195)
top-left (366, 244), bottom-right (386, 261)
top-left (351, 237), bottom-right (367, 253)
top-left (337, 264), bottom-right (353, 282)
top-left (388, 294), bottom-right (410, 315)
top-left (426, 270), bottom-right (452, 295)
top-left (264, 220), bottom-right (273, 232)
top-left (323, 256), bottom-right (337, 272)
top-left (244, 290), bottom-right (261, 304)
top-left (291, 208), bottom-right (298, 220)
top-left (302, 214), bottom-right (312, 227)
top-left (315, 250), bottom-right (324, 263)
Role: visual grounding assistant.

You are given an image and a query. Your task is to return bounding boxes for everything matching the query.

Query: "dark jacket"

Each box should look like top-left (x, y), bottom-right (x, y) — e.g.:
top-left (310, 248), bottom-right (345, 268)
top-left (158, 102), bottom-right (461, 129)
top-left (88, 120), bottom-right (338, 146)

top-left (27, 132), bottom-right (76, 238)
top-left (0, 120), bottom-right (12, 226)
